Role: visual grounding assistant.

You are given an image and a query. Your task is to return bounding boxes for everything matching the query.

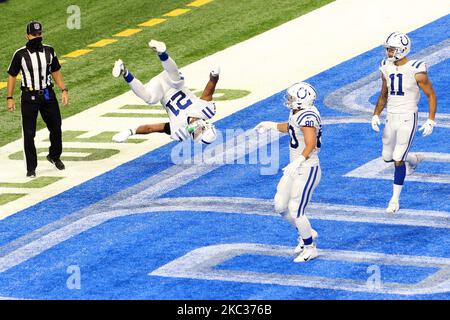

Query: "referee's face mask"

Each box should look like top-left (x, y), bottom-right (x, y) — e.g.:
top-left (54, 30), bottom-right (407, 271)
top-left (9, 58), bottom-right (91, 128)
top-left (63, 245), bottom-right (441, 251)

top-left (25, 34), bottom-right (43, 49)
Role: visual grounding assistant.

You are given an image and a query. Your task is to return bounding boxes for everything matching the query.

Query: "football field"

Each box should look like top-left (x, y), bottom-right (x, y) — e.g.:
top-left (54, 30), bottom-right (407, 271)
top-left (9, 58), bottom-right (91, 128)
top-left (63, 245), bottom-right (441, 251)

top-left (0, 0), bottom-right (449, 300)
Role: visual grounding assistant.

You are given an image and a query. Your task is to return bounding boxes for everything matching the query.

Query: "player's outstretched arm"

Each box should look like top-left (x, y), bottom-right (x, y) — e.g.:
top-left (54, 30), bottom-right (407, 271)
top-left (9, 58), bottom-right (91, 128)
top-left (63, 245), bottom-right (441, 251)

top-left (416, 72), bottom-right (437, 137)
top-left (372, 74), bottom-right (388, 132)
top-left (255, 121), bottom-right (288, 133)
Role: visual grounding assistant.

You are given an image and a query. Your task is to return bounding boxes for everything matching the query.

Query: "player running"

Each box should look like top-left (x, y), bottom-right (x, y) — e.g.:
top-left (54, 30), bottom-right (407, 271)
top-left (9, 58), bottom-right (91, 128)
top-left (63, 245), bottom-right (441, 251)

top-left (371, 32), bottom-right (437, 213)
top-left (255, 82), bottom-right (322, 263)
top-left (112, 40), bottom-right (220, 144)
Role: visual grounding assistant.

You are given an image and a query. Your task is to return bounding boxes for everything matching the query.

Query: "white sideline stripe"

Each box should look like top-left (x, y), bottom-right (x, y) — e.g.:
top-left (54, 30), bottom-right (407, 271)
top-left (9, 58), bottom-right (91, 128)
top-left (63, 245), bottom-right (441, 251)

top-left (0, 129), bottom-right (281, 273)
top-left (0, 196), bottom-right (449, 274)
top-left (345, 152), bottom-right (450, 184)
top-left (113, 129), bottom-right (280, 205)
top-left (0, 126), bottom-right (448, 273)
top-left (149, 243), bottom-right (450, 295)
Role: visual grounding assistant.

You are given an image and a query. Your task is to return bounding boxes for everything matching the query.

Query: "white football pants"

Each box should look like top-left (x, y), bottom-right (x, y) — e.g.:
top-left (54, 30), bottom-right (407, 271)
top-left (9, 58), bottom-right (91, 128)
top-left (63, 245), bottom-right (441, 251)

top-left (382, 112), bottom-right (418, 162)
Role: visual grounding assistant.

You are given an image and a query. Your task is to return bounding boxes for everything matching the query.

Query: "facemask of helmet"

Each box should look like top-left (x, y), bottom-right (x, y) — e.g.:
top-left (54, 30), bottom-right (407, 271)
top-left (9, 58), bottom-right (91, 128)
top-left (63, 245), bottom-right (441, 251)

top-left (187, 119), bottom-right (217, 144)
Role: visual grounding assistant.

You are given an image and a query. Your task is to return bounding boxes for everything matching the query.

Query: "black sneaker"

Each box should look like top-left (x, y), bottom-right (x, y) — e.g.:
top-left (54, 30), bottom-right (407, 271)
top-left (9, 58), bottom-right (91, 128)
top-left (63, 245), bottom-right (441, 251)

top-left (26, 170), bottom-right (36, 178)
top-left (47, 155), bottom-right (65, 170)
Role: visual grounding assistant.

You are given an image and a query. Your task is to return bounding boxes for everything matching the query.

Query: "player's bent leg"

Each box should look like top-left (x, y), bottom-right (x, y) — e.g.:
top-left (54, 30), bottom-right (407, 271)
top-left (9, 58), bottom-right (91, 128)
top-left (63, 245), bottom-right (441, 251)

top-left (405, 153), bottom-right (425, 175)
top-left (136, 123), bottom-right (170, 135)
top-left (386, 160), bottom-right (406, 213)
top-left (382, 120), bottom-right (395, 162)
top-left (200, 67), bottom-right (220, 102)
top-left (274, 174), bottom-right (294, 227)
top-left (388, 113), bottom-right (417, 213)
top-left (128, 77), bottom-right (162, 105)
top-left (112, 128), bottom-right (135, 143)
top-left (112, 123), bottom-right (170, 143)
top-left (287, 166), bottom-right (321, 259)
top-left (149, 40), bottom-right (183, 83)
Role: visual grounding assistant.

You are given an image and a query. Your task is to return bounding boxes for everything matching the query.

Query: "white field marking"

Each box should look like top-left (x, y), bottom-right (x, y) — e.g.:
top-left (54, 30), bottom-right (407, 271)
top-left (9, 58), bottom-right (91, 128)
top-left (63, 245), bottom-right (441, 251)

top-left (0, 128), bottom-right (280, 271)
top-left (345, 152), bottom-right (450, 184)
top-left (114, 129), bottom-right (280, 206)
top-left (149, 243), bottom-right (450, 295)
top-left (37, 152), bottom-right (91, 158)
top-left (324, 39), bottom-right (450, 128)
top-left (105, 109), bottom-right (167, 114)
top-left (0, 0), bottom-right (449, 219)
top-left (0, 196), bottom-right (449, 274)
top-left (0, 127), bottom-right (448, 271)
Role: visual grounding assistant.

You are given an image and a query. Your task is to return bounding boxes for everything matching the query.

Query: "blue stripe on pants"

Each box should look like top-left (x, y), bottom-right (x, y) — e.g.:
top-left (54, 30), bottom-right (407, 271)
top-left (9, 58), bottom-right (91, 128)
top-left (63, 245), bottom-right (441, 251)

top-left (298, 166), bottom-right (319, 217)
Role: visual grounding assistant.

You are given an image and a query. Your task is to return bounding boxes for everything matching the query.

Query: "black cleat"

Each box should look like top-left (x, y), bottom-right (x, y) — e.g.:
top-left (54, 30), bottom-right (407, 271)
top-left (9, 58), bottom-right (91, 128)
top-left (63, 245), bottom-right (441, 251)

top-left (47, 155), bottom-right (65, 170)
top-left (26, 170), bottom-right (36, 178)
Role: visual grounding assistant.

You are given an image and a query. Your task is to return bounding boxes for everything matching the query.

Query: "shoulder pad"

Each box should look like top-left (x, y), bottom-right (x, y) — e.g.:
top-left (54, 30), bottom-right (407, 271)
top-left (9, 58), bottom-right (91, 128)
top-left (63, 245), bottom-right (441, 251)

top-left (295, 110), bottom-right (321, 128)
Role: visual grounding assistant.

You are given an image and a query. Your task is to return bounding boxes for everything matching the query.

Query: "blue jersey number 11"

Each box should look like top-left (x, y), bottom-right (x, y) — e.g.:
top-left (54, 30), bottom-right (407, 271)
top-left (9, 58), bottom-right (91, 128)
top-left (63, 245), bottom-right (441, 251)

top-left (389, 73), bottom-right (404, 96)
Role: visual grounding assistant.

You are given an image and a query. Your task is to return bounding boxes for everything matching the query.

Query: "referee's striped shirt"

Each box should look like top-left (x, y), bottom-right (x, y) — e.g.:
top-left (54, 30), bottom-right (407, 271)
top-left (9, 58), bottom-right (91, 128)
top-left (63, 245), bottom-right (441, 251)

top-left (7, 44), bottom-right (61, 91)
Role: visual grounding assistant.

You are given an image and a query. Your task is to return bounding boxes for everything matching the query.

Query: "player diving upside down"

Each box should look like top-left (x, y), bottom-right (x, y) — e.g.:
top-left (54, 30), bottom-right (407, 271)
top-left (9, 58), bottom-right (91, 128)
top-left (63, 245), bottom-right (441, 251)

top-left (256, 82), bottom-right (322, 263)
top-left (112, 40), bottom-right (220, 144)
top-left (371, 32), bottom-right (437, 213)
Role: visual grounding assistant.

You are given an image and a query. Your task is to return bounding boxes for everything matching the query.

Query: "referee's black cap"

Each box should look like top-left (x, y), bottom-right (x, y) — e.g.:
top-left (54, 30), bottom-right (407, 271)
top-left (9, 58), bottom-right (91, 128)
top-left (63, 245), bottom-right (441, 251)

top-left (26, 21), bottom-right (43, 35)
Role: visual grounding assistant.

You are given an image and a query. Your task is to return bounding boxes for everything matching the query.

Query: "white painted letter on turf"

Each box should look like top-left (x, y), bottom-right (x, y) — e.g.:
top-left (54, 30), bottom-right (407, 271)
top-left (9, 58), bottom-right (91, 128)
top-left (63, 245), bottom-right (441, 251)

top-left (66, 265), bottom-right (81, 290)
top-left (67, 5), bottom-right (81, 30)
top-left (366, 265), bottom-right (382, 291)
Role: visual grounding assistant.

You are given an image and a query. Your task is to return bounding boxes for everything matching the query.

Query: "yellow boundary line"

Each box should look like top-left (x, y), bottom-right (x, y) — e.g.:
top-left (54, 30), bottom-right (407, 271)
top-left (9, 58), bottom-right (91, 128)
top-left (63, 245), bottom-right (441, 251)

top-left (1, 1), bottom-right (214, 87)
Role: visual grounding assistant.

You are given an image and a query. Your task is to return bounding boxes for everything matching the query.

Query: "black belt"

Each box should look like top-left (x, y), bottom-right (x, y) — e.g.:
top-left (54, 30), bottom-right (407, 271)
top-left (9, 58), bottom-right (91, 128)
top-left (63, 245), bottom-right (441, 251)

top-left (22, 87), bottom-right (52, 94)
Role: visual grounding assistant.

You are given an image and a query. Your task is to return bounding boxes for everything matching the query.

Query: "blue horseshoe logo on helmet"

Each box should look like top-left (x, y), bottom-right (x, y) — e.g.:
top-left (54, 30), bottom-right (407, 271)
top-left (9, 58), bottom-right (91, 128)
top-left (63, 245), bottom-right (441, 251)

top-left (400, 36), bottom-right (409, 46)
top-left (297, 88), bottom-right (307, 99)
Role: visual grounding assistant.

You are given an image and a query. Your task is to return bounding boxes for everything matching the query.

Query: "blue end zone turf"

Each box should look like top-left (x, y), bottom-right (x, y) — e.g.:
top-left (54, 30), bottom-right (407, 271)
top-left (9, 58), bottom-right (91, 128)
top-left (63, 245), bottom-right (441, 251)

top-left (0, 15), bottom-right (449, 299)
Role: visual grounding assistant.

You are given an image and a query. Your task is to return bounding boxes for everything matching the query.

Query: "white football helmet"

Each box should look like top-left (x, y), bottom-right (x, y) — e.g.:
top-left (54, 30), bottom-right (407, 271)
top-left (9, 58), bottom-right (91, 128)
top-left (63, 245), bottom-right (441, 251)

top-left (383, 32), bottom-right (411, 61)
top-left (284, 82), bottom-right (317, 110)
top-left (187, 119), bottom-right (217, 144)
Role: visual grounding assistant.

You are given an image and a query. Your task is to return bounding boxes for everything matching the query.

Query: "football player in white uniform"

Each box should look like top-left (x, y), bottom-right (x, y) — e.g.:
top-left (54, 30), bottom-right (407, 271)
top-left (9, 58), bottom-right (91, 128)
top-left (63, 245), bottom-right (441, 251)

top-left (112, 40), bottom-right (220, 144)
top-left (255, 82), bottom-right (322, 262)
top-left (372, 32), bottom-right (437, 213)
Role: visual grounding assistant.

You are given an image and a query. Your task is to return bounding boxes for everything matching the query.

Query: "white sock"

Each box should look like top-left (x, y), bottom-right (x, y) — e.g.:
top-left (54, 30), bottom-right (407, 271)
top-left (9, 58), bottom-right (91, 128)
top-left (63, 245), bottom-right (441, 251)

top-left (131, 128), bottom-right (136, 135)
top-left (392, 184), bottom-right (403, 201)
top-left (405, 154), bottom-right (417, 165)
top-left (295, 215), bottom-right (313, 241)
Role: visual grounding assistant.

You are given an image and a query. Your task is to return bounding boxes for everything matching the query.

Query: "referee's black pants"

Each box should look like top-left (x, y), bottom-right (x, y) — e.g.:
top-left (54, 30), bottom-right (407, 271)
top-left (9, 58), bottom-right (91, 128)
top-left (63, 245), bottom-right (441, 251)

top-left (21, 88), bottom-right (62, 172)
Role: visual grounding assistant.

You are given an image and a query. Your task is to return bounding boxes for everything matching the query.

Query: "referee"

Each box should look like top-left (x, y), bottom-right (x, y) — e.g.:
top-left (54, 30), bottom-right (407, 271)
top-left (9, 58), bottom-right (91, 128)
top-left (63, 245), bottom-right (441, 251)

top-left (6, 21), bottom-right (69, 178)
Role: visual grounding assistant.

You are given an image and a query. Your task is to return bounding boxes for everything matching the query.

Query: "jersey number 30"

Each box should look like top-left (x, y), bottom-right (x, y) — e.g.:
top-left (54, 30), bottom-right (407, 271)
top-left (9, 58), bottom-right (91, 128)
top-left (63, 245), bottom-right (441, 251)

top-left (166, 91), bottom-right (192, 116)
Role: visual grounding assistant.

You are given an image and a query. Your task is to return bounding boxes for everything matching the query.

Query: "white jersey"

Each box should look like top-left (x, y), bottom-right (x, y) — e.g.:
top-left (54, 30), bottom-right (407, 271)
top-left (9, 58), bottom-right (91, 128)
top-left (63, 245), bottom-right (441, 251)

top-left (146, 71), bottom-right (216, 141)
top-left (288, 106), bottom-right (322, 167)
top-left (379, 58), bottom-right (427, 114)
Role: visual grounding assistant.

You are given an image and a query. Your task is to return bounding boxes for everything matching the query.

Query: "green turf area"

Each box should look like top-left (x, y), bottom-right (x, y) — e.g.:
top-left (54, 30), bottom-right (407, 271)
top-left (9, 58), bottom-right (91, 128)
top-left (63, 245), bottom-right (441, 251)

top-left (0, 176), bottom-right (63, 188)
top-left (0, 193), bottom-right (26, 205)
top-left (0, 0), bottom-right (333, 147)
top-left (9, 147), bottom-right (120, 161)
